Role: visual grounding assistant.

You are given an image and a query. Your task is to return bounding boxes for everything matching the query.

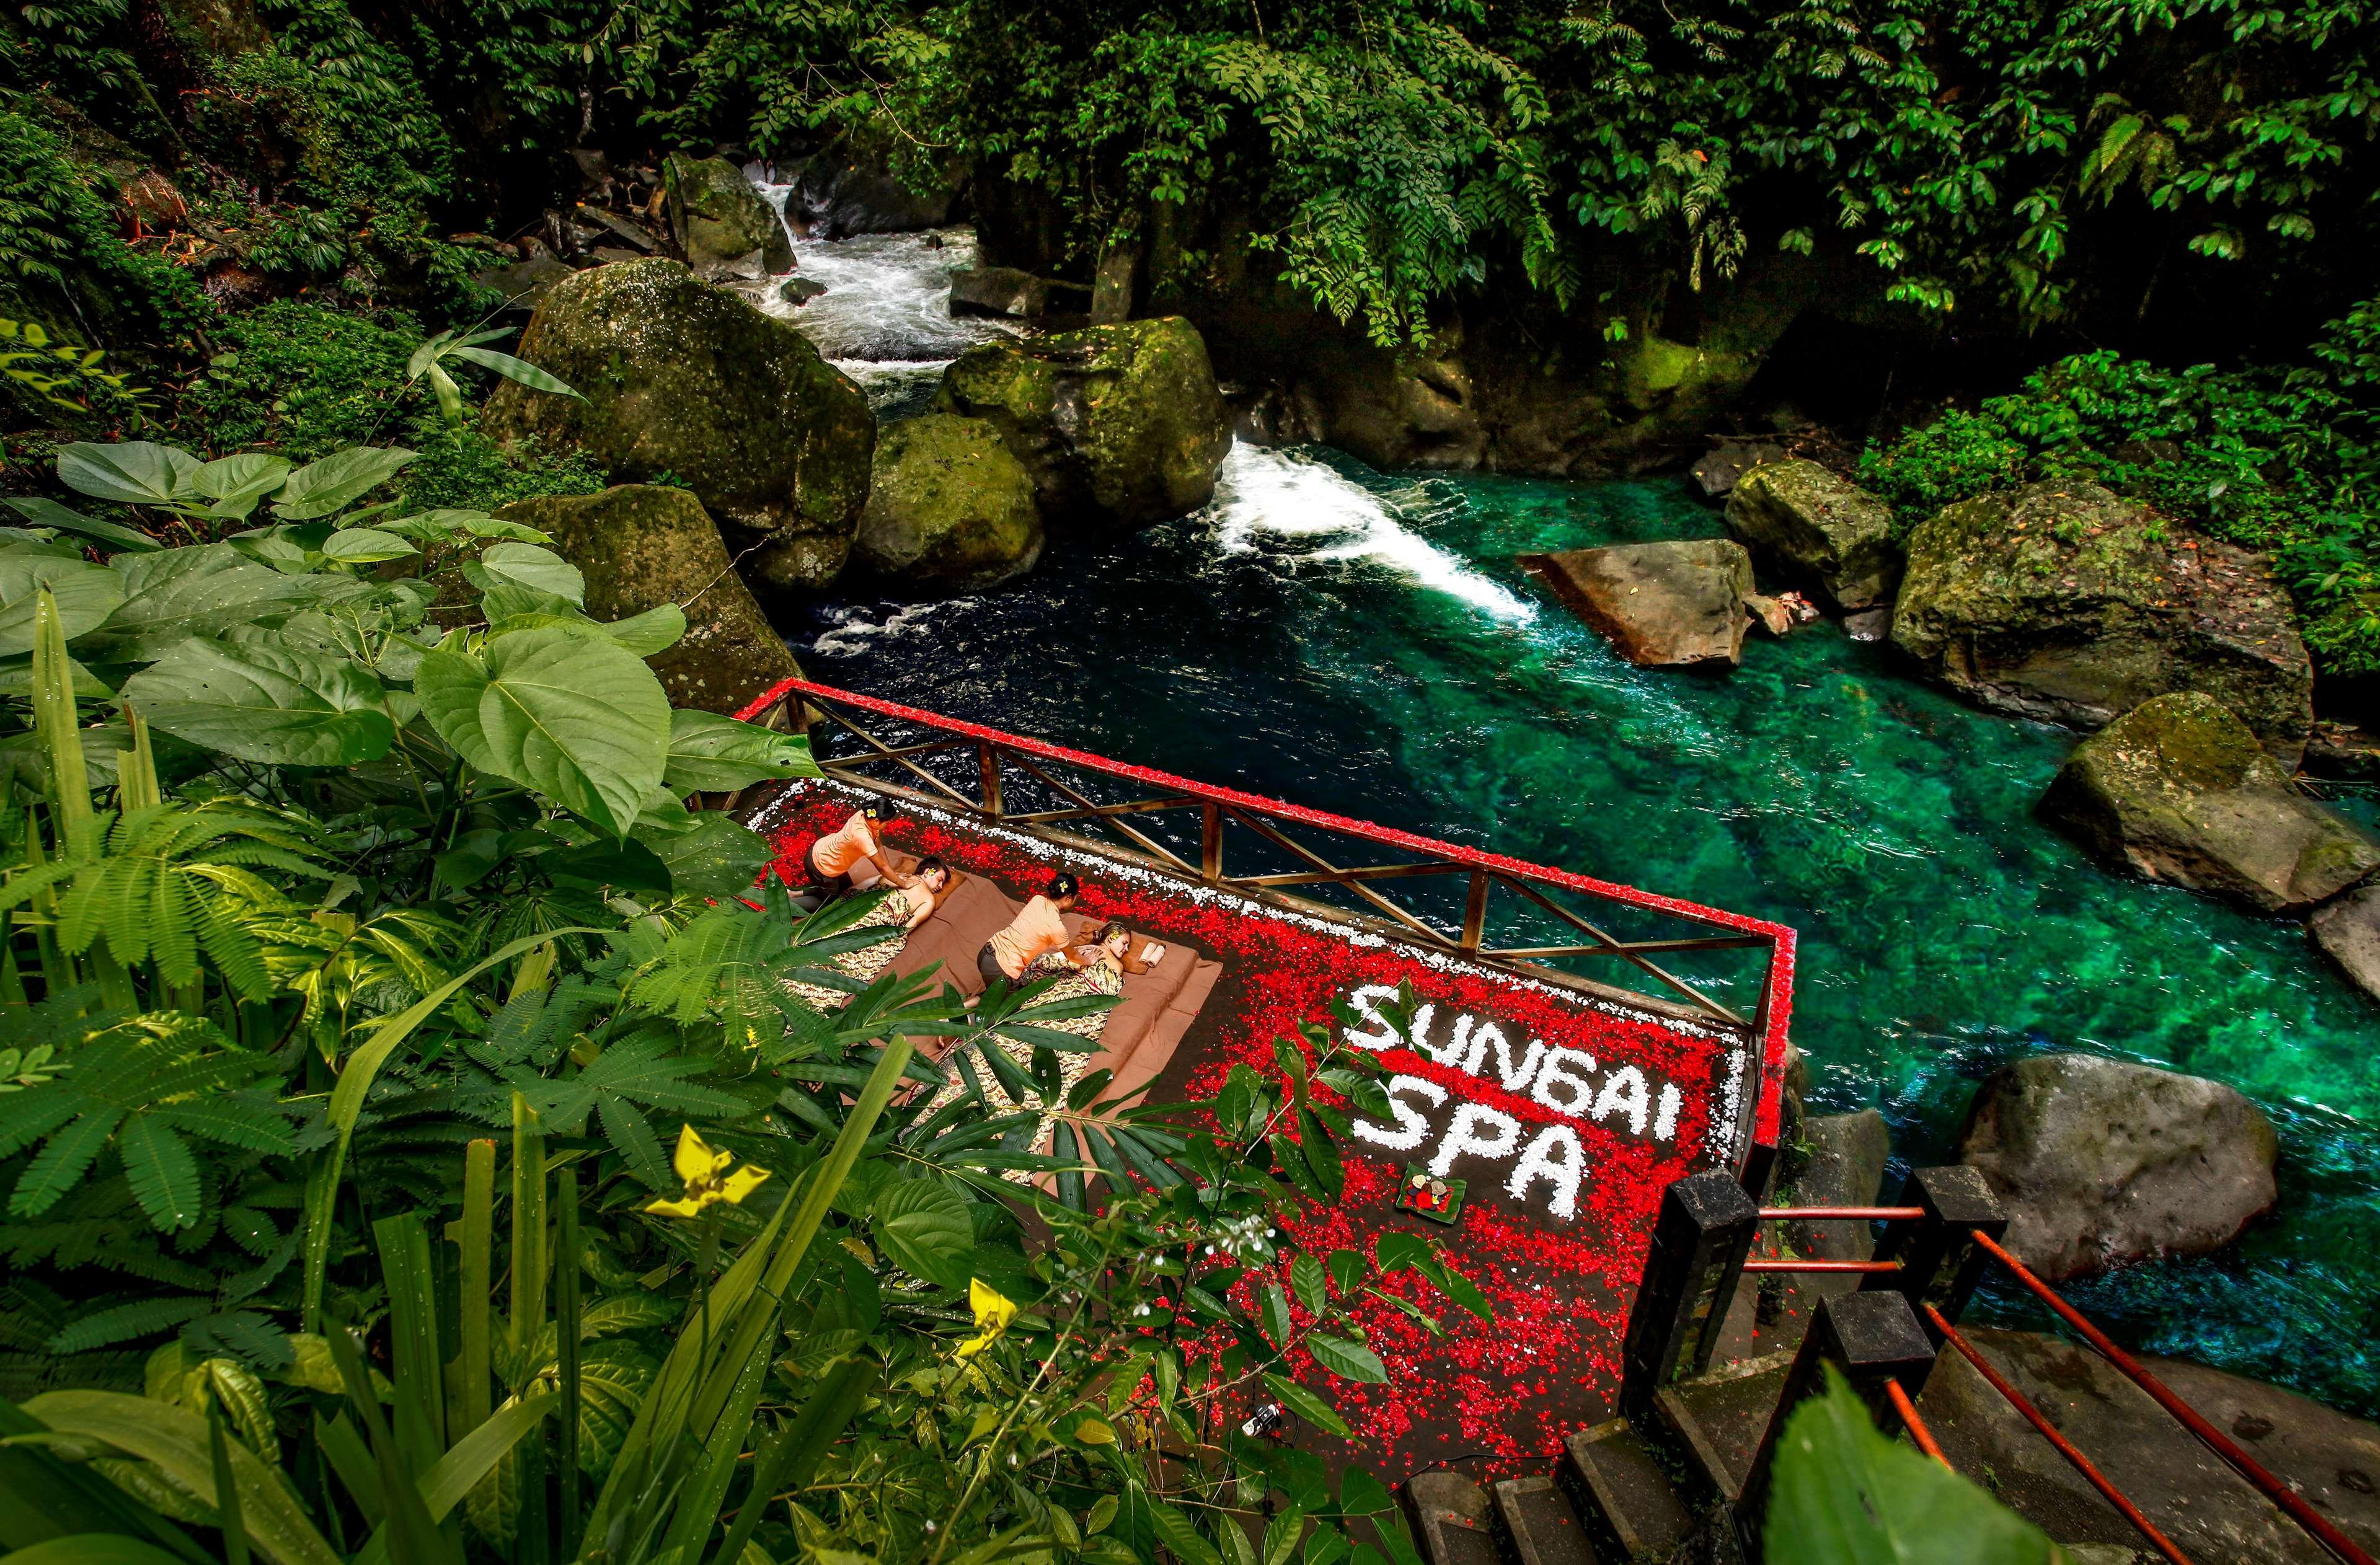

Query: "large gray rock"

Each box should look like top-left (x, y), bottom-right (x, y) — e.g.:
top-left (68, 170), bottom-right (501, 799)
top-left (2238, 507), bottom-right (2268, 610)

top-left (1725, 459), bottom-right (1900, 610)
top-left (482, 259), bottom-right (875, 593)
top-left (932, 317), bottom-right (1230, 534)
top-left (947, 266), bottom-right (1090, 320)
top-left (782, 140), bottom-right (962, 237)
top-left (1918, 1327), bottom-right (2380, 1565)
top-left (2311, 884), bottom-right (2380, 1006)
top-left (1956, 1053), bottom-right (2278, 1281)
top-left (1691, 438), bottom-right (1784, 499)
top-left (1891, 482), bottom-right (2314, 766)
top-left (663, 154), bottom-right (794, 280)
top-left (496, 486), bottom-right (799, 715)
top-left (2040, 692), bottom-right (2380, 914)
top-left (1785, 1109), bottom-right (1891, 1300)
top-left (854, 414), bottom-right (1044, 593)
top-left (1524, 540), bottom-right (1754, 669)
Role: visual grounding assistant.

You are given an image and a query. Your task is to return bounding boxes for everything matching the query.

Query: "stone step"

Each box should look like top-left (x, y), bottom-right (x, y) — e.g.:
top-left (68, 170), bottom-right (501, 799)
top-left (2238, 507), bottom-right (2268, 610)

top-left (1564, 1419), bottom-right (1697, 1563)
top-left (1402, 1471), bottom-right (1505, 1565)
top-left (1491, 1475), bottom-right (1601, 1565)
top-left (1653, 1351), bottom-right (1797, 1503)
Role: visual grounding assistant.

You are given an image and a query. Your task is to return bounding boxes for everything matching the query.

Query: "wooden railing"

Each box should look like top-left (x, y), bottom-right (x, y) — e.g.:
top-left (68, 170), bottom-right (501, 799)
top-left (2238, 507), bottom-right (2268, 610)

top-left (738, 677), bottom-right (1799, 1175)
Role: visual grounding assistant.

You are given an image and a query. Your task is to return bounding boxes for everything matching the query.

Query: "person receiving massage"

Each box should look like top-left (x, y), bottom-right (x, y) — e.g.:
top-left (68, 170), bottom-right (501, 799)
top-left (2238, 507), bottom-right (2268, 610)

top-left (979, 872), bottom-right (1084, 988)
top-left (799, 808), bottom-right (913, 909)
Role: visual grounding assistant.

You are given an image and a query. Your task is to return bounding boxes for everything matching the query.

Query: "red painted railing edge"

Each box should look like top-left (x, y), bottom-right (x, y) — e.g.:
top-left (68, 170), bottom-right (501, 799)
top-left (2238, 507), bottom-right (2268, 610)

top-left (736, 675), bottom-right (1797, 1165)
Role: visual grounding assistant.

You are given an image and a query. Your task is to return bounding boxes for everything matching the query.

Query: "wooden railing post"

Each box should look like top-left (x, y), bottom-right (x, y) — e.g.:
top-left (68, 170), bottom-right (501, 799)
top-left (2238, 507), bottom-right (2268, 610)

top-left (1733, 1290), bottom-right (1937, 1560)
top-left (1862, 1165), bottom-right (2007, 1341)
top-left (1200, 802), bottom-right (1222, 882)
top-left (978, 742), bottom-right (1002, 818)
top-left (1619, 1170), bottom-right (1759, 1422)
top-left (1460, 870), bottom-right (1489, 951)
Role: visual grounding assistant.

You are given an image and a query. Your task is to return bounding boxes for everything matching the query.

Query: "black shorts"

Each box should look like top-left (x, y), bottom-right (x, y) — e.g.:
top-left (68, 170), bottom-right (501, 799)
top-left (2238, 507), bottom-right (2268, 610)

top-left (977, 942), bottom-right (1010, 987)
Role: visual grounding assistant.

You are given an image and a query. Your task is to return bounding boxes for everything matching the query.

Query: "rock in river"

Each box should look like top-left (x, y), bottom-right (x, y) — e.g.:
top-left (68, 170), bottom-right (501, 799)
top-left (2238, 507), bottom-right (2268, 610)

top-left (854, 413), bottom-right (1045, 593)
top-left (1891, 481), bottom-right (2314, 766)
top-left (1956, 1052), bottom-right (2277, 1282)
top-left (1523, 539), bottom-right (1754, 669)
top-left (933, 316), bottom-right (1230, 534)
top-left (483, 258), bottom-right (875, 593)
top-left (2039, 692), bottom-right (2379, 914)
top-left (663, 152), bottom-right (794, 280)
top-left (1725, 458), bottom-right (1900, 610)
top-left (497, 485), bottom-right (800, 715)
top-left (2311, 884), bottom-right (2380, 1007)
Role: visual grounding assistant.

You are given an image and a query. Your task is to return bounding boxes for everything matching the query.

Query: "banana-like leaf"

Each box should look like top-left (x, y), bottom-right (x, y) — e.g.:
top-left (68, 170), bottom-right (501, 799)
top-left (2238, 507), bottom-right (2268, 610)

top-left (20, 1391), bottom-right (340, 1565)
top-left (4, 1537), bottom-right (196, 1565)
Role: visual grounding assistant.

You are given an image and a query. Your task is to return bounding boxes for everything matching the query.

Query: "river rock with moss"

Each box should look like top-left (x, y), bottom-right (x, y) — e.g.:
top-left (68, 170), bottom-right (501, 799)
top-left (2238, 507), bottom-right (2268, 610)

top-left (663, 152), bottom-right (795, 280)
top-left (1725, 459), bottom-right (1900, 610)
top-left (2040, 692), bottom-right (2380, 914)
top-left (497, 484), bottom-right (801, 714)
top-left (855, 413), bottom-right (1045, 591)
top-left (932, 316), bottom-right (1231, 532)
top-left (1890, 481), bottom-right (2314, 765)
top-left (484, 258), bottom-right (875, 592)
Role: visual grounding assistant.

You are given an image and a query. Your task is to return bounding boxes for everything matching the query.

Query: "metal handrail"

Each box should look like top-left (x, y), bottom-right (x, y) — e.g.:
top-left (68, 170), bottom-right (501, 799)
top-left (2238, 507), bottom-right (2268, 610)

top-left (1967, 1229), bottom-right (2376, 1565)
top-left (740, 677), bottom-right (1797, 1045)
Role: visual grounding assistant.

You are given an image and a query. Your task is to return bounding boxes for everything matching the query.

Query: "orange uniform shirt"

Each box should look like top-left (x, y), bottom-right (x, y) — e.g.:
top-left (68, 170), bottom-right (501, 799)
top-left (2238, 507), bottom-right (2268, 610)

top-left (988, 895), bottom-right (1070, 980)
top-left (810, 812), bottom-right (880, 878)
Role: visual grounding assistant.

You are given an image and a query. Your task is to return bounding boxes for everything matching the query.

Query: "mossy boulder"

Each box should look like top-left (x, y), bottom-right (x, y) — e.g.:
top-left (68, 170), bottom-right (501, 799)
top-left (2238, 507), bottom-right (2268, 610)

top-left (855, 414), bottom-right (1045, 593)
top-left (1523, 539), bottom-right (1754, 668)
top-left (482, 259), bottom-right (874, 593)
top-left (1725, 459), bottom-right (1900, 610)
top-left (496, 485), bottom-right (799, 715)
top-left (1956, 1054), bottom-right (2277, 1282)
top-left (932, 316), bottom-right (1230, 533)
top-left (2039, 692), bottom-right (2380, 913)
top-left (663, 154), bottom-right (793, 280)
top-left (2311, 884), bottom-right (2380, 1007)
top-left (1891, 481), bottom-right (2314, 765)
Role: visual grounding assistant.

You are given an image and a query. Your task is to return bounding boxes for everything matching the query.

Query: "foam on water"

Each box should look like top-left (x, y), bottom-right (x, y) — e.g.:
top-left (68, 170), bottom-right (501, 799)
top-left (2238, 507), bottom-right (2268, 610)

top-left (753, 224), bottom-right (1015, 402)
top-left (1208, 443), bottom-right (1539, 624)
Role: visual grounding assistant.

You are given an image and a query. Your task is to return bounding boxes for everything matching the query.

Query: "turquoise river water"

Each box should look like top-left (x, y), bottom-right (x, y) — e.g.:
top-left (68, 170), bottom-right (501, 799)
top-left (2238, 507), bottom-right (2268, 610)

top-left (790, 441), bottom-right (2380, 1417)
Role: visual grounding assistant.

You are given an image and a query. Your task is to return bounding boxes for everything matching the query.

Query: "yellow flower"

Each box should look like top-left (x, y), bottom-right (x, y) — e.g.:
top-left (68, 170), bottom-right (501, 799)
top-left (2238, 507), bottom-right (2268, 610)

top-left (954, 1279), bottom-right (1019, 1359)
top-left (643, 1125), bottom-right (772, 1218)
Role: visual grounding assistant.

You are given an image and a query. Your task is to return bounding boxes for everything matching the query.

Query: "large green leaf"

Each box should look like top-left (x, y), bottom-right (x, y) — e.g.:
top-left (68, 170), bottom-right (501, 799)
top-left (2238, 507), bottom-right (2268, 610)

top-left (415, 628), bottom-right (669, 836)
top-left (1765, 1367), bottom-right (2060, 1565)
top-left (870, 1178), bottom-right (973, 1290)
top-left (449, 345), bottom-right (583, 399)
top-left (1304, 1333), bottom-right (1388, 1385)
top-left (477, 543), bottom-right (584, 604)
top-left (5, 495), bottom-right (162, 552)
top-left (662, 709), bottom-right (821, 793)
top-left (87, 546), bottom-right (357, 661)
top-left (21, 1391), bottom-right (341, 1565)
top-left (272, 447), bottom-right (415, 521)
top-left (119, 639), bottom-right (396, 767)
top-left (321, 527), bottom-right (418, 564)
top-left (0, 556), bottom-right (123, 656)
top-left (193, 454), bottom-right (292, 521)
top-left (633, 811), bottom-right (772, 900)
top-left (55, 442), bottom-right (201, 507)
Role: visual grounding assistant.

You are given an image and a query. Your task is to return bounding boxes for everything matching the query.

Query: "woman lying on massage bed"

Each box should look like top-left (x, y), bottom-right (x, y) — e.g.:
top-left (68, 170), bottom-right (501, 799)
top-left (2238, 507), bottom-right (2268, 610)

top-left (785, 857), bottom-right (955, 1008)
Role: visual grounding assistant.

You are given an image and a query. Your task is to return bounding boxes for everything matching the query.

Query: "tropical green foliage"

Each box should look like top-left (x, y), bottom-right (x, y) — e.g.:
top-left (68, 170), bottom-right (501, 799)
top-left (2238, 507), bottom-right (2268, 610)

top-left (0, 426), bottom-right (1479, 1565)
top-left (1861, 307), bottom-right (2380, 676)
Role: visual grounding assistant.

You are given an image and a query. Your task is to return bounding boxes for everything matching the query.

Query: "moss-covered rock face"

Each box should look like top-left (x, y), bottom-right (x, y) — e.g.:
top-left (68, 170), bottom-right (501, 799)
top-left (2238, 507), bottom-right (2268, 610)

top-left (497, 485), bottom-right (799, 715)
top-left (1725, 459), bottom-right (1900, 610)
top-left (854, 414), bottom-right (1044, 593)
top-left (663, 154), bottom-right (794, 280)
top-left (482, 259), bottom-right (874, 593)
top-left (1891, 480), bottom-right (2314, 765)
top-left (2039, 692), bottom-right (2380, 913)
top-left (932, 316), bottom-right (1231, 532)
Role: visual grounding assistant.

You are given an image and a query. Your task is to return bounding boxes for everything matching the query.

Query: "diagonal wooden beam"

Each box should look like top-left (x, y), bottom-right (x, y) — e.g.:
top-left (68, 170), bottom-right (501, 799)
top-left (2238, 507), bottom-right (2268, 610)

top-left (1225, 809), bottom-right (1454, 946)
top-left (1233, 860), bottom-right (1469, 888)
top-left (1006, 752), bottom-right (1198, 875)
top-left (1503, 876), bottom-right (1744, 1026)
top-left (813, 706), bottom-right (978, 808)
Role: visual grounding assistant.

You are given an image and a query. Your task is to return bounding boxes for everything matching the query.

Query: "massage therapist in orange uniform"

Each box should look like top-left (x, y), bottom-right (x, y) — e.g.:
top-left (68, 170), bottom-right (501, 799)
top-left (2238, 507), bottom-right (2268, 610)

top-left (799, 809), bottom-right (915, 909)
top-left (980, 873), bottom-right (1081, 988)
